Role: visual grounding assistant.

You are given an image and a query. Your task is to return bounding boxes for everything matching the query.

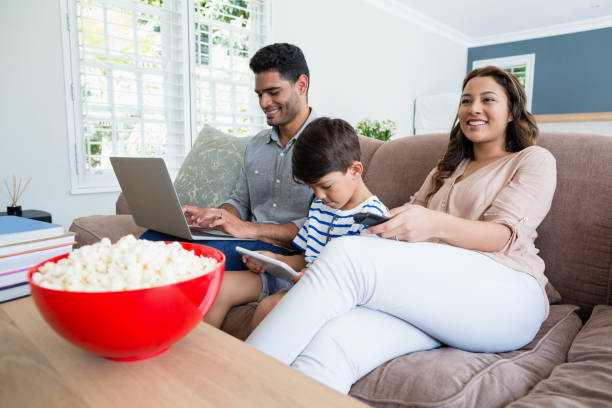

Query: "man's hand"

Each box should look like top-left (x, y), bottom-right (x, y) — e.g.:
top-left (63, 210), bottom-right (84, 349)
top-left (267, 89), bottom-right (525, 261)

top-left (182, 205), bottom-right (256, 239)
top-left (182, 204), bottom-right (299, 247)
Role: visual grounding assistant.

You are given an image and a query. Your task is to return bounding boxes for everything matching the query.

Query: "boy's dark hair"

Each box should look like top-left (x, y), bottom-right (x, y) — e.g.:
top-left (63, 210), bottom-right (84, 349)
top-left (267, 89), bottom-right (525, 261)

top-left (249, 43), bottom-right (310, 85)
top-left (292, 117), bottom-right (361, 185)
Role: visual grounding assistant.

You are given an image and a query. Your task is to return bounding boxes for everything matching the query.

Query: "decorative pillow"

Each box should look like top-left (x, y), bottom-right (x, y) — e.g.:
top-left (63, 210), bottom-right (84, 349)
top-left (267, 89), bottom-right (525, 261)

top-left (174, 125), bottom-right (252, 209)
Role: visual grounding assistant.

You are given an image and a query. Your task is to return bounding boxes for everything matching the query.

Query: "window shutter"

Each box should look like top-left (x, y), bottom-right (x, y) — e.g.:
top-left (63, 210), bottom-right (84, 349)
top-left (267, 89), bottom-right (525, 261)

top-left (64, 0), bottom-right (268, 192)
top-left (192, 0), bottom-right (267, 136)
top-left (72, 0), bottom-right (187, 189)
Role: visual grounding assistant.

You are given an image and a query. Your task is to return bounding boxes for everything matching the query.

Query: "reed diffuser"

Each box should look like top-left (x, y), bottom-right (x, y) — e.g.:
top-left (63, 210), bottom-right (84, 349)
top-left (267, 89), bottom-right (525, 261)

top-left (4, 175), bottom-right (31, 216)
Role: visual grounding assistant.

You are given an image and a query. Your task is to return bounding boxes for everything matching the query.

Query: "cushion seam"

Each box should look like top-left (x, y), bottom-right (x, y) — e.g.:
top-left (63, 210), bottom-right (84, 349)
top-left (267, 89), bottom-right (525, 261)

top-left (606, 251), bottom-right (612, 306)
top-left (351, 306), bottom-right (579, 407)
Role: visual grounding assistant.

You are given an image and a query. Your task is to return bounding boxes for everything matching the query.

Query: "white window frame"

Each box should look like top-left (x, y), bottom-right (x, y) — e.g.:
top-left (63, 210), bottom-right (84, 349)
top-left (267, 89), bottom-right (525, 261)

top-left (60, 0), bottom-right (270, 194)
top-left (472, 53), bottom-right (535, 112)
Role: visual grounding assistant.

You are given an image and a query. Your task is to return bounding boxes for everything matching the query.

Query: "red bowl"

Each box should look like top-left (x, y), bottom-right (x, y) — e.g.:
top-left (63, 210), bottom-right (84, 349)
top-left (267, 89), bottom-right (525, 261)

top-left (28, 242), bottom-right (225, 361)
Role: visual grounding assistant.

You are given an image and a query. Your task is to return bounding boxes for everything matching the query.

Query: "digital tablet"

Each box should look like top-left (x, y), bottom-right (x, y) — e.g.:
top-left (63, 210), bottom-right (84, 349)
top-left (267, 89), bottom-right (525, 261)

top-left (235, 246), bottom-right (299, 283)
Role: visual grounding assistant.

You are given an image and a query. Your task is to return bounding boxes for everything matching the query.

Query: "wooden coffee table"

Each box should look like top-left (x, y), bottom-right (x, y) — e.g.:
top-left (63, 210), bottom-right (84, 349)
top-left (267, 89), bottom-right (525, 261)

top-left (0, 297), bottom-right (368, 407)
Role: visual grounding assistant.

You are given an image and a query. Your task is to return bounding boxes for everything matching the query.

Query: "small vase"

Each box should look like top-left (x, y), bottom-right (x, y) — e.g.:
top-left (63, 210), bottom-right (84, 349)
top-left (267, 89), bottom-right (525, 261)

top-left (7, 205), bottom-right (22, 216)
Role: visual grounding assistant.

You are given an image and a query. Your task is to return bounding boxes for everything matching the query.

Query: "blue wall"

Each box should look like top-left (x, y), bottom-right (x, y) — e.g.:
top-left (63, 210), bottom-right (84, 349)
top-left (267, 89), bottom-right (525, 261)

top-left (467, 27), bottom-right (612, 114)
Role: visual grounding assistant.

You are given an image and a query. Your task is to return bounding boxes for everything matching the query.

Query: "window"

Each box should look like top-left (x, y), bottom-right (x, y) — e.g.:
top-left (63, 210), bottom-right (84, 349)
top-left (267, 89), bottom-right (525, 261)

top-left (60, 0), bottom-right (268, 193)
top-left (472, 53), bottom-right (535, 112)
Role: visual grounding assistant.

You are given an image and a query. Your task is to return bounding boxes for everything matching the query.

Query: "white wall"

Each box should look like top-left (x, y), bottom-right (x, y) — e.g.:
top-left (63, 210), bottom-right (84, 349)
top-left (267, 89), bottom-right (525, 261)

top-left (1, 1), bottom-right (119, 230)
top-left (538, 121), bottom-right (612, 137)
top-left (0, 0), bottom-right (467, 230)
top-left (270, 0), bottom-right (467, 139)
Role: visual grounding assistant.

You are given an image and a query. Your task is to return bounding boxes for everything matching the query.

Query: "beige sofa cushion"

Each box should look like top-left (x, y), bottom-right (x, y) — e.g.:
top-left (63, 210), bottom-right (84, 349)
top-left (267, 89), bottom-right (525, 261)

top-left (535, 134), bottom-right (612, 320)
top-left (69, 215), bottom-right (146, 248)
top-left (507, 305), bottom-right (612, 407)
top-left (349, 305), bottom-right (581, 408)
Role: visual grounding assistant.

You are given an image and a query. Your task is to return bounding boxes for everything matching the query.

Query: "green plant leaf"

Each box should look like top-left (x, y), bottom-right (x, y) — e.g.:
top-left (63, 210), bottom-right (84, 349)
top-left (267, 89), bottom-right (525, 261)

top-left (356, 118), bottom-right (396, 141)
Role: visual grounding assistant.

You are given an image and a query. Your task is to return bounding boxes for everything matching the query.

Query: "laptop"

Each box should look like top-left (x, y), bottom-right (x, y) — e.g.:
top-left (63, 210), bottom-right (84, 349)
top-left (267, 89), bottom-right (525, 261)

top-left (110, 157), bottom-right (248, 241)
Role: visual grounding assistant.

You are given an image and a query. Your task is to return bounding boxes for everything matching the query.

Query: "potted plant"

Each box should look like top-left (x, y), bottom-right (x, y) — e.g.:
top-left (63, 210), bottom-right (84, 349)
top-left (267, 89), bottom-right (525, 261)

top-left (356, 119), bottom-right (396, 142)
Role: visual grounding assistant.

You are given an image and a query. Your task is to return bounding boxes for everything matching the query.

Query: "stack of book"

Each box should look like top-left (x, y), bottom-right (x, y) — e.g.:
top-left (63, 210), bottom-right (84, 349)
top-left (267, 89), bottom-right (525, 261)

top-left (1, 216), bottom-right (75, 303)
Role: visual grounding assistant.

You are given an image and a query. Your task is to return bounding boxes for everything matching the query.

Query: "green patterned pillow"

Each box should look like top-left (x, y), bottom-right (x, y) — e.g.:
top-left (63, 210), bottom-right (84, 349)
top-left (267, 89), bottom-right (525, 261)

top-left (174, 125), bottom-right (252, 209)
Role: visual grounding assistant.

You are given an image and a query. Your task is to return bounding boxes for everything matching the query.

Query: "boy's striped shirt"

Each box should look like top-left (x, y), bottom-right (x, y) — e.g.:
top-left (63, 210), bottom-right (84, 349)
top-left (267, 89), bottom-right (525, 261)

top-left (292, 196), bottom-right (388, 265)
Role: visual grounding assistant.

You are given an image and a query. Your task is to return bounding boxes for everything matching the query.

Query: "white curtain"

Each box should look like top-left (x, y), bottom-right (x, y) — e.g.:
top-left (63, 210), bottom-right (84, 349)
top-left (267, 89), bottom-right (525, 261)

top-left (414, 92), bottom-right (460, 135)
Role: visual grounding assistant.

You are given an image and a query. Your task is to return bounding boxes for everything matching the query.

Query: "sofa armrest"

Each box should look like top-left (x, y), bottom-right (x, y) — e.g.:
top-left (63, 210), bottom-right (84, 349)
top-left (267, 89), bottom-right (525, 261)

top-left (69, 215), bottom-right (146, 248)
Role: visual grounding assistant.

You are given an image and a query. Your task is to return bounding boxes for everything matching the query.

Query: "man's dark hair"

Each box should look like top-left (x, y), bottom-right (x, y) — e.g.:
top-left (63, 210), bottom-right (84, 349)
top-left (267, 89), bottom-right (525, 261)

top-left (292, 117), bottom-right (361, 185)
top-left (249, 43), bottom-right (309, 84)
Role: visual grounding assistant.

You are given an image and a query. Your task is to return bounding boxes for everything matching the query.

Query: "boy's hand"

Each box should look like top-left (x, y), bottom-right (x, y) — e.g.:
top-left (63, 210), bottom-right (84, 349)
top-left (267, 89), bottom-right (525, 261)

top-left (292, 267), bottom-right (308, 284)
top-left (242, 255), bottom-right (265, 273)
top-left (242, 251), bottom-right (277, 274)
top-left (256, 250), bottom-right (278, 259)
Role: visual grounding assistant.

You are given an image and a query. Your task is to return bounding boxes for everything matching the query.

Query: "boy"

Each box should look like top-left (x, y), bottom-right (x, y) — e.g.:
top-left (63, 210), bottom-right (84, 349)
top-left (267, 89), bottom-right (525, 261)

top-left (204, 117), bottom-right (388, 331)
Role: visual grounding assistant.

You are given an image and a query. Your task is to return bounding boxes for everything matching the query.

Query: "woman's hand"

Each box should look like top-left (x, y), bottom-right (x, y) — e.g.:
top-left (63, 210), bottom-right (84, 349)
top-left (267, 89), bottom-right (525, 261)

top-left (367, 203), bottom-right (512, 252)
top-left (366, 203), bottom-right (443, 242)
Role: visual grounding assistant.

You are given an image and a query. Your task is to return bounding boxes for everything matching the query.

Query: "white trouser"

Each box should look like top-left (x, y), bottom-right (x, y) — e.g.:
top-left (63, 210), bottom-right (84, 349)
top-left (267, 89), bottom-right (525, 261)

top-left (246, 237), bottom-right (547, 394)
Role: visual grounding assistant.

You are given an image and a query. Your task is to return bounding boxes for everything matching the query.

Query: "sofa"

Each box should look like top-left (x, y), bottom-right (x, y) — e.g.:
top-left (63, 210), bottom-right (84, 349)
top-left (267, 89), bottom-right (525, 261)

top-left (70, 129), bottom-right (612, 407)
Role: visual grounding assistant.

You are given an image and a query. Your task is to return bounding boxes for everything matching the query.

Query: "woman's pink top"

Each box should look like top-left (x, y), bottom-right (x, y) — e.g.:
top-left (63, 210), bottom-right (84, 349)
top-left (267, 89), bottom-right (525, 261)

top-left (411, 145), bottom-right (557, 312)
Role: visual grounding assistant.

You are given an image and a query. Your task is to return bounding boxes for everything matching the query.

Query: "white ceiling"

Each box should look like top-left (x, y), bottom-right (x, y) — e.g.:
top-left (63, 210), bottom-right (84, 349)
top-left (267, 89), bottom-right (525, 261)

top-left (371, 0), bottom-right (612, 46)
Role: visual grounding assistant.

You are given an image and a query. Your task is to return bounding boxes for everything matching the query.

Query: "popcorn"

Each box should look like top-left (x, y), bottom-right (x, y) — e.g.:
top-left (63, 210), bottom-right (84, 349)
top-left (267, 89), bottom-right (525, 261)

top-left (32, 235), bottom-right (218, 292)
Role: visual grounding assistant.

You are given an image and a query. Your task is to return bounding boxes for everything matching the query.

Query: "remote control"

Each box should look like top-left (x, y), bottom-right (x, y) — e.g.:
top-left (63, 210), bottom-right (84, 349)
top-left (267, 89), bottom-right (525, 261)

top-left (353, 212), bottom-right (389, 226)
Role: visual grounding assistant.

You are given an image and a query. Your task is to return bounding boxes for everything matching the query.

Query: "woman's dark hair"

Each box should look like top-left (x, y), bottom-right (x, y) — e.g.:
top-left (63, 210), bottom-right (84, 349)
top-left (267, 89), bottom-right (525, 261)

top-left (426, 65), bottom-right (539, 202)
top-left (292, 117), bottom-right (361, 185)
top-left (249, 43), bottom-right (310, 85)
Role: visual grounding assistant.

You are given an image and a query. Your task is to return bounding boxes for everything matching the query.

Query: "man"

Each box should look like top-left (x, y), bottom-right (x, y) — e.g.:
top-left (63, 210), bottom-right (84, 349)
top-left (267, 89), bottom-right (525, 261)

top-left (172, 43), bottom-right (315, 270)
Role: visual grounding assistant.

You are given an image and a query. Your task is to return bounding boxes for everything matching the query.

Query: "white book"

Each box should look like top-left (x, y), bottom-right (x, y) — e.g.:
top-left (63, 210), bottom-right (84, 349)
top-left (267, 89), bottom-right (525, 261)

top-left (0, 267), bottom-right (30, 289)
top-left (0, 282), bottom-right (31, 304)
top-left (0, 245), bottom-right (72, 274)
top-left (0, 232), bottom-right (76, 257)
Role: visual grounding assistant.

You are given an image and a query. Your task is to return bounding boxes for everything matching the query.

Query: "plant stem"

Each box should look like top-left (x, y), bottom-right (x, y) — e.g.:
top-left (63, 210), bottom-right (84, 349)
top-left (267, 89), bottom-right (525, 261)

top-left (15, 178), bottom-right (31, 204)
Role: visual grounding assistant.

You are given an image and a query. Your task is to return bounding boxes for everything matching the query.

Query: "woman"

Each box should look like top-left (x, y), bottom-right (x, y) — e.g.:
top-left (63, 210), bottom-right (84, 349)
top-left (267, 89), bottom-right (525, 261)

top-left (246, 66), bottom-right (557, 394)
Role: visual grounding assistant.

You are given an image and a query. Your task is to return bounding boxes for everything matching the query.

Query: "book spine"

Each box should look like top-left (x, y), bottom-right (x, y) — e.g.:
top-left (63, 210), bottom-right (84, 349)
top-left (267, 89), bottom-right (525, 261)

top-left (0, 281), bottom-right (31, 303)
top-left (0, 269), bottom-right (30, 289)
top-left (0, 246), bottom-right (72, 274)
top-left (0, 227), bottom-right (65, 246)
top-left (0, 241), bottom-right (76, 259)
top-left (0, 234), bottom-right (76, 257)
top-left (0, 266), bottom-right (30, 277)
